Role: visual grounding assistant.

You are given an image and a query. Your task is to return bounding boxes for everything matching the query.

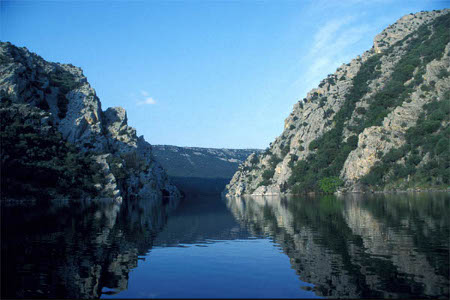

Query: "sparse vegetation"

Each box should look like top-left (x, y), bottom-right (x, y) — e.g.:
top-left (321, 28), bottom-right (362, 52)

top-left (280, 143), bottom-right (290, 157)
top-left (287, 13), bottom-right (450, 194)
top-left (0, 101), bottom-right (104, 200)
top-left (362, 98), bottom-right (449, 188)
top-left (48, 66), bottom-right (82, 118)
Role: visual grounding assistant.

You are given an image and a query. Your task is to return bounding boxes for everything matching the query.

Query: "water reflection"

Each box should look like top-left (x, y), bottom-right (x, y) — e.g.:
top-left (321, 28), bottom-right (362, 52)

top-left (226, 193), bottom-right (449, 298)
top-left (2, 193), bottom-right (449, 298)
top-left (1, 197), bottom-right (179, 299)
top-left (152, 195), bottom-right (253, 247)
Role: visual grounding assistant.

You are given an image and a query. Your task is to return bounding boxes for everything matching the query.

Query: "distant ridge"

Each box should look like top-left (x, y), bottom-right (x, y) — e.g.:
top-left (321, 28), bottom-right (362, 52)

top-left (152, 145), bottom-right (262, 179)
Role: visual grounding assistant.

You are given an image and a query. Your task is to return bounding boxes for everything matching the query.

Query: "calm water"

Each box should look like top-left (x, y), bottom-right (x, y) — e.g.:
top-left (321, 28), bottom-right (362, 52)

top-left (1, 192), bottom-right (449, 298)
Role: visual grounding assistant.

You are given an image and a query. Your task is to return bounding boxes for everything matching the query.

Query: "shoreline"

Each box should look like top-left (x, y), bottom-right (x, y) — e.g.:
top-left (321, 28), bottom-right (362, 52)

top-left (224, 187), bottom-right (450, 198)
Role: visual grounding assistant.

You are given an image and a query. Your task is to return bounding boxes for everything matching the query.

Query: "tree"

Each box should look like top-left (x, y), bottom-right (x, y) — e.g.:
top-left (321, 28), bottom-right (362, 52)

top-left (319, 176), bottom-right (343, 194)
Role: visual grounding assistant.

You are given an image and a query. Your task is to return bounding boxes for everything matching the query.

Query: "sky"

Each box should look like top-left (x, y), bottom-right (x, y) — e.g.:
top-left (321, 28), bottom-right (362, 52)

top-left (1, 0), bottom-right (449, 149)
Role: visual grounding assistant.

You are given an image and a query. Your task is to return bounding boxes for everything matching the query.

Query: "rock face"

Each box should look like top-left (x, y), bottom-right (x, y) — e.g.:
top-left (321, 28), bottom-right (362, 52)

top-left (0, 42), bottom-right (180, 201)
top-left (225, 9), bottom-right (450, 197)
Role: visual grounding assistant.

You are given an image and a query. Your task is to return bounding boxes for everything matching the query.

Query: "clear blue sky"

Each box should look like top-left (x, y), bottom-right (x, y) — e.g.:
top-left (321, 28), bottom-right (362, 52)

top-left (2, 0), bottom-right (449, 149)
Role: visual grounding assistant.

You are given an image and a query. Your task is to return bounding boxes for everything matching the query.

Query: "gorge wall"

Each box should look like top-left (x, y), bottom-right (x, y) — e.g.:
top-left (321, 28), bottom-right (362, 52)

top-left (225, 9), bottom-right (450, 197)
top-left (0, 42), bottom-right (179, 201)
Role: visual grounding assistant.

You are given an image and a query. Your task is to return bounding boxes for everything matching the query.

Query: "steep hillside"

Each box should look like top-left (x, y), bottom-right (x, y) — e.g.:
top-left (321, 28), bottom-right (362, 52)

top-left (152, 145), bottom-right (261, 178)
top-left (0, 42), bottom-right (180, 201)
top-left (225, 9), bottom-right (450, 197)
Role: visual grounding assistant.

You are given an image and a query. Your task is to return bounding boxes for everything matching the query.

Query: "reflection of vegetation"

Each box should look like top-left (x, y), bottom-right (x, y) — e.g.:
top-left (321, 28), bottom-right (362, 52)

top-left (230, 193), bottom-right (449, 298)
top-left (2, 200), bottom-right (122, 298)
top-left (359, 193), bottom-right (450, 278)
top-left (317, 195), bottom-right (344, 215)
top-left (2, 196), bottom-right (177, 298)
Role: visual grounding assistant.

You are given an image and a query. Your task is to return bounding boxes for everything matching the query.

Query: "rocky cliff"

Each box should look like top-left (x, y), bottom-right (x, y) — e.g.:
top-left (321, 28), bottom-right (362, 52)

top-left (225, 9), bottom-right (450, 197)
top-left (0, 42), bottom-right (180, 201)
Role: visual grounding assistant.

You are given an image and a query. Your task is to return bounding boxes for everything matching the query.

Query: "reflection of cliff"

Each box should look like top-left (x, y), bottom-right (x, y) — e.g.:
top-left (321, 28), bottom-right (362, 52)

top-left (1, 197), bottom-right (179, 299)
top-left (226, 193), bottom-right (449, 298)
top-left (342, 193), bottom-right (449, 297)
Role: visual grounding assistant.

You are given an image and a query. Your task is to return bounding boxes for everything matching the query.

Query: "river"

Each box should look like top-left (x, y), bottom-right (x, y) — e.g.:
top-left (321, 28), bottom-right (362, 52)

top-left (1, 192), bottom-right (449, 298)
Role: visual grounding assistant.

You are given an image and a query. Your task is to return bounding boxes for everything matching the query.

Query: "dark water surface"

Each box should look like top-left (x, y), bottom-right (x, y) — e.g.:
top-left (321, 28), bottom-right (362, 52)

top-left (1, 192), bottom-right (449, 298)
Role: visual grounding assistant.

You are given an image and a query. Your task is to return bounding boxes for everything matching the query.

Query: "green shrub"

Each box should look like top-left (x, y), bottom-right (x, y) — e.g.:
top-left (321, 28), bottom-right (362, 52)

top-left (324, 108), bottom-right (334, 118)
top-left (280, 144), bottom-right (290, 157)
top-left (346, 135), bottom-right (358, 148)
top-left (269, 154), bottom-right (282, 168)
top-left (250, 155), bottom-right (259, 165)
top-left (57, 93), bottom-right (68, 119)
top-left (319, 97), bottom-right (327, 108)
top-left (107, 155), bottom-right (127, 181)
top-left (356, 107), bottom-right (366, 115)
top-left (288, 154), bottom-right (298, 168)
top-left (48, 66), bottom-right (82, 118)
top-left (319, 176), bottom-right (343, 194)
top-left (308, 140), bottom-right (319, 151)
top-left (262, 169), bottom-right (275, 180)
top-left (259, 168), bottom-right (276, 187)
top-left (420, 84), bottom-right (431, 92)
top-left (437, 68), bottom-right (450, 79)
top-left (382, 148), bottom-right (404, 163)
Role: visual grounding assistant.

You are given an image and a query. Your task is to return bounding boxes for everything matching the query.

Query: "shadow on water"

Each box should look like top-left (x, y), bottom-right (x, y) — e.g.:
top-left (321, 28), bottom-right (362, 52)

top-left (226, 192), bottom-right (449, 298)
